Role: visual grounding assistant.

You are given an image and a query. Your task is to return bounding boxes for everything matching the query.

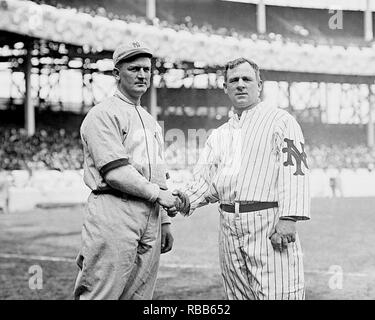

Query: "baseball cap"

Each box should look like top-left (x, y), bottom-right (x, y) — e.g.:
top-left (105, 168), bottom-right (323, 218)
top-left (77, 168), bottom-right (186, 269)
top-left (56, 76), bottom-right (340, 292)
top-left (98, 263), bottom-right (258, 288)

top-left (113, 41), bottom-right (153, 66)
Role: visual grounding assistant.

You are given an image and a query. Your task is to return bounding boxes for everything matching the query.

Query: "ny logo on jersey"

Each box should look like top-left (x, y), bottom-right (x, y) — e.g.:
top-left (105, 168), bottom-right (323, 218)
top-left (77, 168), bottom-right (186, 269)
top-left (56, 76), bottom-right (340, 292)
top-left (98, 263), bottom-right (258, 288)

top-left (282, 138), bottom-right (308, 176)
top-left (132, 41), bottom-right (141, 48)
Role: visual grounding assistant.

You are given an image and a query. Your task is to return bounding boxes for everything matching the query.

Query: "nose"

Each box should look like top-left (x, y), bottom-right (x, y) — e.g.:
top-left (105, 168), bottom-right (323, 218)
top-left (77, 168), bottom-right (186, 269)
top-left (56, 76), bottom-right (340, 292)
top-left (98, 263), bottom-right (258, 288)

top-left (137, 68), bottom-right (146, 78)
top-left (237, 78), bottom-right (245, 87)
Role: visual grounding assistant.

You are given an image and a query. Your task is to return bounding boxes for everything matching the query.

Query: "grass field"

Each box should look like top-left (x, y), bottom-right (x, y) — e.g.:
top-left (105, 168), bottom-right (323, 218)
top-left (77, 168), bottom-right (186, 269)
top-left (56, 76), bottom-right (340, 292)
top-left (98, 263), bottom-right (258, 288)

top-left (1, 197), bottom-right (375, 300)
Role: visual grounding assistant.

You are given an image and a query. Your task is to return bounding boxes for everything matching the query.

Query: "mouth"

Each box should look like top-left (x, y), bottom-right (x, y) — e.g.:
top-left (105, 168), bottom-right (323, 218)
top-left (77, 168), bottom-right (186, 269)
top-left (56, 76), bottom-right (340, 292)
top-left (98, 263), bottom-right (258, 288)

top-left (235, 92), bottom-right (248, 96)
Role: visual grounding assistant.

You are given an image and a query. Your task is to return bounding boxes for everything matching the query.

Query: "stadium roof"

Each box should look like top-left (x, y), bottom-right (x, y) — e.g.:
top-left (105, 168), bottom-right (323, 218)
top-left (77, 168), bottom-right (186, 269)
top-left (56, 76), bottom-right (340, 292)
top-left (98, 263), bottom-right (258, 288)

top-left (222, 0), bottom-right (375, 11)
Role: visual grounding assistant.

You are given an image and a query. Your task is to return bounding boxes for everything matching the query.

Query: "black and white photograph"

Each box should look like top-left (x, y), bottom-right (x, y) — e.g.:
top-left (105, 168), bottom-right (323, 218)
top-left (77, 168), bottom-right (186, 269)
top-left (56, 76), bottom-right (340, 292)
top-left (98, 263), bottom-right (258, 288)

top-left (0, 0), bottom-right (375, 303)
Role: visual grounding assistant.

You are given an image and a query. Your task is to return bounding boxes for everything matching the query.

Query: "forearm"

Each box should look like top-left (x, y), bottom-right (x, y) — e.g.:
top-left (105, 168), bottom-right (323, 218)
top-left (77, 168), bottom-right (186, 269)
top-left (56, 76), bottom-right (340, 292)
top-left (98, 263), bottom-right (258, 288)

top-left (104, 165), bottom-right (160, 202)
top-left (160, 207), bottom-right (172, 224)
top-left (182, 134), bottom-right (219, 215)
top-left (278, 169), bottom-right (310, 221)
top-left (278, 189), bottom-right (310, 221)
top-left (183, 178), bottom-right (218, 216)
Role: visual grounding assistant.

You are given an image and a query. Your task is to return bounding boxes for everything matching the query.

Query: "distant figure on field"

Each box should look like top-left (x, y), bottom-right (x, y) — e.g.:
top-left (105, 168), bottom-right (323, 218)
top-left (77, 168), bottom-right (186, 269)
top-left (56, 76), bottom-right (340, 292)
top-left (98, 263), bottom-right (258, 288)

top-left (0, 171), bottom-right (10, 214)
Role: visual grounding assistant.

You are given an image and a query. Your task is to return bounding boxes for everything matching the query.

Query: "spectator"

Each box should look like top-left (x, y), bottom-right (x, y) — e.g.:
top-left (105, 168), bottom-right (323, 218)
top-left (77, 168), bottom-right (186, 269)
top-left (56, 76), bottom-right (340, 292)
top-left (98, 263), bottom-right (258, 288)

top-left (0, 127), bottom-right (374, 172)
top-left (0, 127), bottom-right (83, 171)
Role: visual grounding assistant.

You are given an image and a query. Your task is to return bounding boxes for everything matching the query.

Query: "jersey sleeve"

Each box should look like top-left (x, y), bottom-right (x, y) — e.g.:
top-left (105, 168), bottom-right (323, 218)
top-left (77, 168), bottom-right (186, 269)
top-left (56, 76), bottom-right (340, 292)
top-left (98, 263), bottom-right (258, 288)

top-left (81, 108), bottom-right (130, 177)
top-left (275, 115), bottom-right (310, 221)
top-left (183, 130), bottom-right (220, 216)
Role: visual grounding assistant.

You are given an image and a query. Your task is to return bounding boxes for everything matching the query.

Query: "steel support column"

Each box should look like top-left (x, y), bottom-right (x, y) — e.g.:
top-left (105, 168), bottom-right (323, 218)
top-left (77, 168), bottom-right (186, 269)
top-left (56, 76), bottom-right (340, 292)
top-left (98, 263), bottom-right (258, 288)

top-left (24, 40), bottom-right (35, 136)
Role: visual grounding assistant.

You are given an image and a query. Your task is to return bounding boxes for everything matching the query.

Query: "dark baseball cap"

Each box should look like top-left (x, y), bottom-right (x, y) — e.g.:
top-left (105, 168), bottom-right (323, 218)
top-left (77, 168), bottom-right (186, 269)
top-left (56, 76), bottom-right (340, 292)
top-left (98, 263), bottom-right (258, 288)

top-left (113, 40), bottom-right (153, 66)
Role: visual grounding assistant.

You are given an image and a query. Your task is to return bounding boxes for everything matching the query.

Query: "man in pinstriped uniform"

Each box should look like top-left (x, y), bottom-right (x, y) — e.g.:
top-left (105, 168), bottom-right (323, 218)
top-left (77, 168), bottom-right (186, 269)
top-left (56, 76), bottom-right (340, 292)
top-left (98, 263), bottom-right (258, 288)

top-left (171, 57), bottom-right (310, 300)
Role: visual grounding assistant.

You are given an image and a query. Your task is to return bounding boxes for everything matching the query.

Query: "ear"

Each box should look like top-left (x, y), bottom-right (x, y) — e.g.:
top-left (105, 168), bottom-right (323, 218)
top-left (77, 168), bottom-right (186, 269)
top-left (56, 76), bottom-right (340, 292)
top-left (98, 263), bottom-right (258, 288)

top-left (223, 82), bottom-right (228, 94)
top-left (113, 68), bottom-right (120, 81)
top-left (258, 80), bottom-right (263, 94)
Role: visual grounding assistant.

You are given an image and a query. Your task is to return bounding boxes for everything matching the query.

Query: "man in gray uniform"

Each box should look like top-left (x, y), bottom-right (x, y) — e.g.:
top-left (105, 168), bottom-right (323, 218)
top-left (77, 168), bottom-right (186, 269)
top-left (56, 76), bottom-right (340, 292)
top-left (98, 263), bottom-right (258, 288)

top-left (74, 41), bottom-right (179, 300)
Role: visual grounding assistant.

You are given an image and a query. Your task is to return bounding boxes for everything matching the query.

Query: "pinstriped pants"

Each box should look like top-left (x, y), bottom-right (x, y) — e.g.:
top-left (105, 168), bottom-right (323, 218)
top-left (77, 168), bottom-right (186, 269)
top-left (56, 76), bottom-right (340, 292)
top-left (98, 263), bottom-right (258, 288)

top-left (219, 207), bottom-right (305, 300)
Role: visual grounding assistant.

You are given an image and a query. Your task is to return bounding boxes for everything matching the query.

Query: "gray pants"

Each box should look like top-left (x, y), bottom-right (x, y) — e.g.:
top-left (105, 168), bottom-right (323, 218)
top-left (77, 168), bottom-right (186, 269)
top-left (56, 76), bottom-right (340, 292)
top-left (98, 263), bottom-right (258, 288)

top-left (74, 192), bottom-right (161, 300)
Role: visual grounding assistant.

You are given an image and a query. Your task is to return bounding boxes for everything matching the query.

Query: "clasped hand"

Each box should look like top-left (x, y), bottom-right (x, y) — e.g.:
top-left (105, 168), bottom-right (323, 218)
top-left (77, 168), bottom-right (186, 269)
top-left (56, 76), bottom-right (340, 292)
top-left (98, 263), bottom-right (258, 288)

top-left (269, 219), bottom-right (296, 252)
top-left (156, 189), bottom-right (189, 217)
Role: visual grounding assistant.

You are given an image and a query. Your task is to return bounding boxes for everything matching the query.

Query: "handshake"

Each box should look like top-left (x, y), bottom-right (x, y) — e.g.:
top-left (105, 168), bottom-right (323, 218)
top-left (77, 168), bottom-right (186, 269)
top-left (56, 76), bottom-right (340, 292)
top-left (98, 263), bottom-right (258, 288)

top-left (156, 189), bottom-right (190, 217)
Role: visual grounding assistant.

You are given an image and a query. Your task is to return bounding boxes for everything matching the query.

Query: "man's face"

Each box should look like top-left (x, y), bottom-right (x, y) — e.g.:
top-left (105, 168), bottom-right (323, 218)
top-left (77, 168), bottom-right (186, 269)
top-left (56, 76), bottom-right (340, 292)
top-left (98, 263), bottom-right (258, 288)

top-left (116, 56), bottom-right (151, 101)
top-left (223, 62), bottom-right (261, 110)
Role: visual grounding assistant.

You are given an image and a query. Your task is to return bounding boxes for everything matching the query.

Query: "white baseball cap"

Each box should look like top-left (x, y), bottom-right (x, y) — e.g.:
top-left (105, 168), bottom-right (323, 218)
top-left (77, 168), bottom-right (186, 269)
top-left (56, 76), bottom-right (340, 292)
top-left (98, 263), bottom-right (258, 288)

top-left (113, 40), bottom-right (153, 66)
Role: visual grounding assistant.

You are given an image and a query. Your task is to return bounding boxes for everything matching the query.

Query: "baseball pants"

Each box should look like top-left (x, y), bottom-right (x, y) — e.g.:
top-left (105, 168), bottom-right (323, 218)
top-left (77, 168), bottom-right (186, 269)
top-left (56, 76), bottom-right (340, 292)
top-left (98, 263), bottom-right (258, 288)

top-left (74, 192), bottom-right (161, 300)
top-left (219, 207), bottom-right (305, 300)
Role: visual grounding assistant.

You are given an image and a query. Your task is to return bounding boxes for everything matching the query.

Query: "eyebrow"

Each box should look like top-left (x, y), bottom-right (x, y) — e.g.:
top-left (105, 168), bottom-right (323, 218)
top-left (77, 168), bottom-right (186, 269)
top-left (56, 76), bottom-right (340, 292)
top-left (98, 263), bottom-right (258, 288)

top-left (127, 65), bottom-right (151, 71)
top-left (128, 64), bottom-right (151, 68)
top-left (229, 76), bottom-right (253, 81)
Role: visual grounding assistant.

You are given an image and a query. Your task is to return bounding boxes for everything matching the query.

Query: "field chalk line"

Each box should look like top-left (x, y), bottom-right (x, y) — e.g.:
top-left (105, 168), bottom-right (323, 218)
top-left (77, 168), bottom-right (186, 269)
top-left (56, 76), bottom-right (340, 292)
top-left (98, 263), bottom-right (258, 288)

top-left (0, 253), bottom-right (75, 263)
top-left (0, 253), bottom-right (373, 278)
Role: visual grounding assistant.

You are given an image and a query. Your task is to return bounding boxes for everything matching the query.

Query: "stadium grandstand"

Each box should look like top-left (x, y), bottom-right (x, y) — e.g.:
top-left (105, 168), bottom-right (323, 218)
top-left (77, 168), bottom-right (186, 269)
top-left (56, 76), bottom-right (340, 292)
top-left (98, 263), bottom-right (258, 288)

top-left (1, 0), bottom-right (375, 209)
top-left (28, 0), bottom-right (375, 46)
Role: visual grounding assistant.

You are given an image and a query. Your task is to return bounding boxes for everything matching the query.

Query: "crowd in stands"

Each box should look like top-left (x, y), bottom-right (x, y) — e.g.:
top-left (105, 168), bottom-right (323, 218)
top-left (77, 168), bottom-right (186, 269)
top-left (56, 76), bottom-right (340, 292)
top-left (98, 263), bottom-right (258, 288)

top-left (0, 127), bottom-right (83, 171)
top-left (31, 0), bottom-right (258, 39)
top-left (305, 143), bottom-right (375, 171)
top-left (1, 128), bottom-right (374, 172)
top-left (30, 0), bottom-right (369, 48)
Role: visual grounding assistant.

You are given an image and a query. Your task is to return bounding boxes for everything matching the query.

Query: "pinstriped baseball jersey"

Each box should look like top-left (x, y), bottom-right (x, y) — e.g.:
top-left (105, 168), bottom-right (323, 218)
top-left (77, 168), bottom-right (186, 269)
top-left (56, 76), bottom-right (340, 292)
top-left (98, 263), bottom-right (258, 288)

top-left (183, 101), bottom-right (310, 300)
top-left (185, 101), bottom-right (310, 220)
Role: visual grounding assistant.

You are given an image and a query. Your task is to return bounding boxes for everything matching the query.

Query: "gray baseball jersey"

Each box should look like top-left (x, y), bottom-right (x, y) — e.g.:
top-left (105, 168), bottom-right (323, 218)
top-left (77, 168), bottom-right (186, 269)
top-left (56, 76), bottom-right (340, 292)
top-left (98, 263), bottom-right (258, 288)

top-left (74, 89), bottom-right (170, 299)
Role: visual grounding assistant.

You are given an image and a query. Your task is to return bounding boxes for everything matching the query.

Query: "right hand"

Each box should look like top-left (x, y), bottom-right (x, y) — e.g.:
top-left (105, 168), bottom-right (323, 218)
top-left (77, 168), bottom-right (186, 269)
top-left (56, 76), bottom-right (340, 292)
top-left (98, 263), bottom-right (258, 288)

top-left (157, 190), bottom-right (181, 211)
top-left (168, 190), bottom-right (190, 217)
top-left (269, 232), bottom-right (289, 252)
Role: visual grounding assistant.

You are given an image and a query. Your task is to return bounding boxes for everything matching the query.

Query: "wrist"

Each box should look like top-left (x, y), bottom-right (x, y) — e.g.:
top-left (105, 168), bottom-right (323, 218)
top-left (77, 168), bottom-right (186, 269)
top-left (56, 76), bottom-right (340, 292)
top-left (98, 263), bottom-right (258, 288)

top-left (149, 184), bottom-right (161, 203)
top-left (161, 208), bottom-right (172, 224)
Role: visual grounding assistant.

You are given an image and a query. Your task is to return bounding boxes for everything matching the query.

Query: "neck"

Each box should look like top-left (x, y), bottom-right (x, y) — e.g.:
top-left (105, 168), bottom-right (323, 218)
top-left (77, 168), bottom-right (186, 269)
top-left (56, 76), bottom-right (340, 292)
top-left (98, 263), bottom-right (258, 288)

top-left (233, 99), bottom-right (260, 118)
top-left (118, 86), bottom-right (141, 105)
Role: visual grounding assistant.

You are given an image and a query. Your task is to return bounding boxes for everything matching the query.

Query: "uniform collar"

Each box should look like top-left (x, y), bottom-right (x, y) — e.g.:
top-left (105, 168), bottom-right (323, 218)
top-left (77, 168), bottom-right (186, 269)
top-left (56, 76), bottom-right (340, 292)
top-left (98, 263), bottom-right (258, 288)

top-left (114, 88), bottom-right (139, 106)
top-left (229, 101), bottom-right (262, 126)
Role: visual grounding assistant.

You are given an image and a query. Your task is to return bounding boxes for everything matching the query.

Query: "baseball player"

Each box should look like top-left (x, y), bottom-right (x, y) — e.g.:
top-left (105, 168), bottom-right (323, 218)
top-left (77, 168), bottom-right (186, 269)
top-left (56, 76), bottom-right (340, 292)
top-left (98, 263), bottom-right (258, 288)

top-left (0, 170), bottom-right (9, 214)
top-left (172, 57), bottom-right (310, 300)
top-left (73, 41), bottom-right (180, 300)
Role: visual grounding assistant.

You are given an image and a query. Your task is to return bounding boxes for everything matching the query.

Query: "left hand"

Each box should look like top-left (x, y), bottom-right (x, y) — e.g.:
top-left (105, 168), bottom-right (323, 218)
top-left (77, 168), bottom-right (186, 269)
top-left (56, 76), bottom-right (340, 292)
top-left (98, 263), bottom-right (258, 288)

top-left (269, 219), bottom-right (296, 251)
top-left (161, 223), bottom-right (174, 254)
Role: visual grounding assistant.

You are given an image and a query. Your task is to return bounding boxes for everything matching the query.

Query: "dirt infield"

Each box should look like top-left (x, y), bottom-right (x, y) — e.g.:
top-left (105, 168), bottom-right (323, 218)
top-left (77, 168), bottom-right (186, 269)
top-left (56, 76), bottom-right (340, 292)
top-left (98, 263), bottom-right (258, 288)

top-left (1, 197), bottom-right (375, 300)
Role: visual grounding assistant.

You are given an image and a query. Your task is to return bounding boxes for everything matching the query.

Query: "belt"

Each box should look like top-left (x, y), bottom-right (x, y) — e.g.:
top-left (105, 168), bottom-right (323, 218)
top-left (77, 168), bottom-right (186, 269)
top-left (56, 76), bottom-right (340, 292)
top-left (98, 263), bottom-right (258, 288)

top-left (92, 189), bottom-right (125, 197)
top-left (220, 201), bottom-right (278, 213)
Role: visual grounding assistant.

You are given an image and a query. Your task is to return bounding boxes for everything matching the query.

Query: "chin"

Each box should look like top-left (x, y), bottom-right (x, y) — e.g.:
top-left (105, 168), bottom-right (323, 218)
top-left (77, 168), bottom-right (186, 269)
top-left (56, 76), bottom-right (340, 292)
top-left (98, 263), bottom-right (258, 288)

top-left (234, 98), bottom-right (249, 105)
top-left (236, 103), bottom-right (250, 109)
top-left (134, 88), bottom-right (147, 94)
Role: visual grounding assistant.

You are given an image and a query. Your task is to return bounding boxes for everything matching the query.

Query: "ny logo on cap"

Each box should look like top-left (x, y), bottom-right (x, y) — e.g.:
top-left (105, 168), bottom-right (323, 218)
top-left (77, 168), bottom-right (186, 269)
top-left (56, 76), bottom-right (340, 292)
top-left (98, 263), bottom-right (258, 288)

top-left (132, 41), bottom-right (141, 48)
